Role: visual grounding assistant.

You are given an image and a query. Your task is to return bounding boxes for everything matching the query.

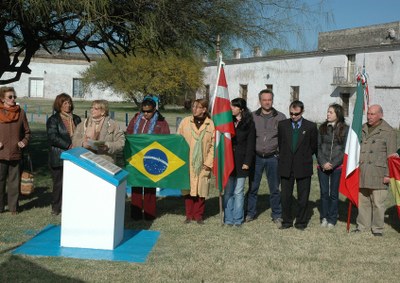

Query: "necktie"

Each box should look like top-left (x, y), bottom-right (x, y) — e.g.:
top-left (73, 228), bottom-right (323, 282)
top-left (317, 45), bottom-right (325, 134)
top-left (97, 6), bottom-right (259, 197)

top-left (292, 122), bottom-right (299, 152)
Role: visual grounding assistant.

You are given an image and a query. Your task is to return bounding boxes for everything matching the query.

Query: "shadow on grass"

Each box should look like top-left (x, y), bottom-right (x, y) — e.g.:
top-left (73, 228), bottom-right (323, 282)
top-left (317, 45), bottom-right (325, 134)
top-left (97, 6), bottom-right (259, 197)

top-left (385, 205), bottom-right (400, 232)
top-left (0, 256), bottom-right (84, 282)
top-left (19, 186), bottom-right (52, 211)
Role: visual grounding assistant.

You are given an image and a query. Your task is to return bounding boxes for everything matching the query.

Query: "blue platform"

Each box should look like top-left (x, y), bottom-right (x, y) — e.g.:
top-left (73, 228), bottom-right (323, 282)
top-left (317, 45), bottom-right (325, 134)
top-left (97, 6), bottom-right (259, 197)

top-left (12, 225), bottom-right (160, 263)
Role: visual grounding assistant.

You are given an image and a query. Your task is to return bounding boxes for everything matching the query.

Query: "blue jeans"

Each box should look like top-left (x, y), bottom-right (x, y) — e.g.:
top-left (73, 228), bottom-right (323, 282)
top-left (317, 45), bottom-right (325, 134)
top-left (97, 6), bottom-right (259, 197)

top-left (247, 155), bottom-right (281, 219)
top-left (318, 167), bottom-right (341, 225)
top-left (224, 176), bottom-right (245, 225)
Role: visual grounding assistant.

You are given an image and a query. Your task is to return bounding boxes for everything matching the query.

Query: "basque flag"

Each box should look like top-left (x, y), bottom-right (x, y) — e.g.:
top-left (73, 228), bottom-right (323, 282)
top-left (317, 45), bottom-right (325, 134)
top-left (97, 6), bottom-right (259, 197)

top-left (211, 60), bottom-right (235, 192)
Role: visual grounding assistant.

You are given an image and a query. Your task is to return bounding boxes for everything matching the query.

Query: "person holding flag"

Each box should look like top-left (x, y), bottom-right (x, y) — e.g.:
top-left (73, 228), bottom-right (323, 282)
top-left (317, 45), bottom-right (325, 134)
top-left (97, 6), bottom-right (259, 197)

top-left (126, 96), bottom-right (170, 221)
top-left (223, 98), bottom-right (255, 227)
top-left (354, 104), bottom-right (397, 236)
top-left (177, 99), bottom-right (215, 224)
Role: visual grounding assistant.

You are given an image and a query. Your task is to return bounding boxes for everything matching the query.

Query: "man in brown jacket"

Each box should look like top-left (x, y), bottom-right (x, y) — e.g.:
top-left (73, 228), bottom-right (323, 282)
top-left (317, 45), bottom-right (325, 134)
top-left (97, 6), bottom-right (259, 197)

top-left (355, 104), bottom-right (397, 236)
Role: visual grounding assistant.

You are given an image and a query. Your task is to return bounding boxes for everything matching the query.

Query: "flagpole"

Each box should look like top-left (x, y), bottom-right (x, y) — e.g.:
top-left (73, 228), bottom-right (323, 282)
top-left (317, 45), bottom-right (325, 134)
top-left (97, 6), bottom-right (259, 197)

top-left (212, 34), bottom-right (226, 226)
top-left (211, 56), bottom-right (222, 114)
top-left (346, 201), bottom-right (352, 233)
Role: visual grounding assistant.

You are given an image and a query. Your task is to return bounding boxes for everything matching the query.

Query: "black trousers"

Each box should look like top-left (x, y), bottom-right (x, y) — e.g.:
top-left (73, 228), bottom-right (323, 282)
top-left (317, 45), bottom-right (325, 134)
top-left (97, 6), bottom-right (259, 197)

top-left (280, 174), bottom-right (311, 228)
top-left (50, 166), bottom-right (63, 213)
top-left (0, 160), bottom-right (21, 212)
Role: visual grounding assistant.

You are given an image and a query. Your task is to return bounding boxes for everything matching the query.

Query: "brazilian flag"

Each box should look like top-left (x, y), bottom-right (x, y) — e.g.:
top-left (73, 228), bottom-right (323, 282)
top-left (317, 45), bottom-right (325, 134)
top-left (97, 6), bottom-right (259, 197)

top-left (124, 134), bottom-right (189, 189)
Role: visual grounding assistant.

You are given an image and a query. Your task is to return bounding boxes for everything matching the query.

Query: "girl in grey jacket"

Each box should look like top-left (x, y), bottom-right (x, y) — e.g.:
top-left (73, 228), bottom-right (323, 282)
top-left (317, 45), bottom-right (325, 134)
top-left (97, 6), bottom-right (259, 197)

top-left (317, 104), bottom-right (348, 228)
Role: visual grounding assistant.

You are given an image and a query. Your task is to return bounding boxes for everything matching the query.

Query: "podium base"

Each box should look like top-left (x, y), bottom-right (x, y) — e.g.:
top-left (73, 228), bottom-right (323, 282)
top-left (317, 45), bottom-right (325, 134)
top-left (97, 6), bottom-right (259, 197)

top-left (12, 225), bottom-right (160, 263)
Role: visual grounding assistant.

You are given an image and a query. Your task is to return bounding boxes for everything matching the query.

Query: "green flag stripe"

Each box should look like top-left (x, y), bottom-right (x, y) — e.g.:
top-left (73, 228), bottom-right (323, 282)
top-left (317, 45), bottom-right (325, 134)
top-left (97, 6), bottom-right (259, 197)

top-left (215, 132), bottom-right (225, 191)
top-left (352, 81), bottom-right (365, 143)
top-left (213, 111), bottom-right (232, 126)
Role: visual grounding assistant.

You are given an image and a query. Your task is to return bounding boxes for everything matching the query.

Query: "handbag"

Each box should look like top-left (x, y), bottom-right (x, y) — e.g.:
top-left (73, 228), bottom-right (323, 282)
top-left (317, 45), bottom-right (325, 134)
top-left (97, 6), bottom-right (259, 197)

top-left (20, 152), bottom-right (34, 195)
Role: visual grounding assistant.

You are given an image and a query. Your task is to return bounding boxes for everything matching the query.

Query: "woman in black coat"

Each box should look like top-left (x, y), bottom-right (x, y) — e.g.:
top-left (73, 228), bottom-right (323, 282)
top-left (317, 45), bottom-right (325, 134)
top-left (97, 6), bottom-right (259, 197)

top-left (223, 98), bottom-right (255, 226)
top-left (46, 93), bottom-right (81, 215)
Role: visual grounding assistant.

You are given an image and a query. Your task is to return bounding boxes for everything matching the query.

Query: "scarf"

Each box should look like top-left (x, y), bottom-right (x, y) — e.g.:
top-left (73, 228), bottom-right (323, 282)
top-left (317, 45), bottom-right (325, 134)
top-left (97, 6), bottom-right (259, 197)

top-left (133, 111), bottom-right (159, 134)
top-left (191, 119), bottom-right (208, 176)
top-left (60, 112), bottom-right (76, 137)
top-left (85, 116), bottom-right (105, 140)
top-left (0, 103), bottom-right (20, 123)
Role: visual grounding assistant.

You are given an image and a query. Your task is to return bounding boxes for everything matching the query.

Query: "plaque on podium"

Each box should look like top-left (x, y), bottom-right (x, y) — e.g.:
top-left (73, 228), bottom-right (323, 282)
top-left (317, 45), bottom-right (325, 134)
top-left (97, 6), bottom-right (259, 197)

top-left (60, 147), bottom-right (128, 250)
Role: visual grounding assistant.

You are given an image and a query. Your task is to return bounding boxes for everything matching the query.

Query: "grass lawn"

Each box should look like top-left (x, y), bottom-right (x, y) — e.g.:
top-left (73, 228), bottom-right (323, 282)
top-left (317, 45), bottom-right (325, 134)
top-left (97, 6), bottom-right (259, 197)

top-left (1, 104), bottom-right (400, 282)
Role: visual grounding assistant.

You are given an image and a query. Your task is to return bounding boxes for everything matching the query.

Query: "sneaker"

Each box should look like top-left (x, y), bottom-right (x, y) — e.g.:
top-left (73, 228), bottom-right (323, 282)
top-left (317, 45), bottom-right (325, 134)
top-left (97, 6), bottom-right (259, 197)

top-left (327, 223), bottom-right (335, 229)
top-left (273, 218), bottom-right (282, 228)
top-left (321, 218), bottom-right (328, 228)
top-left (372, 232), bottom-right (383, 237)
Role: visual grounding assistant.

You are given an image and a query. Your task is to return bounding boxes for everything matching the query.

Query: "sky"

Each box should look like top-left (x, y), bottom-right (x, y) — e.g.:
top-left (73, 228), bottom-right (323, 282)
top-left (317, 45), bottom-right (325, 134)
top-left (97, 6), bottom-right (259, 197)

top-left (292, 0), bottom-right (400, 51)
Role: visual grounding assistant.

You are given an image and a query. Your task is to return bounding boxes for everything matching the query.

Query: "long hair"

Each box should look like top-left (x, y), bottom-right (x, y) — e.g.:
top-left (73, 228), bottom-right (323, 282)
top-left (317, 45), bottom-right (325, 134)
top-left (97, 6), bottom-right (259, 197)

top-left (319, 103), bottom-right (347, 144)
top-left (194, 98), bottom-right (211, 118)
top-left (53, 93), bottom-right (74, 113)
top-left (231, 97), bottom-right (252, 127)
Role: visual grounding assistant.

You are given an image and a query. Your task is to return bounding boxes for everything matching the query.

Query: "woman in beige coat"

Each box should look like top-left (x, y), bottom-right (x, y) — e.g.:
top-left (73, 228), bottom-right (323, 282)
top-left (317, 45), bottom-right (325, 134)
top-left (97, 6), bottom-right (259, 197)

top-left (177, 99), bottom-right (215, 224)
top-left (72, 100), bottom-right (125, 163)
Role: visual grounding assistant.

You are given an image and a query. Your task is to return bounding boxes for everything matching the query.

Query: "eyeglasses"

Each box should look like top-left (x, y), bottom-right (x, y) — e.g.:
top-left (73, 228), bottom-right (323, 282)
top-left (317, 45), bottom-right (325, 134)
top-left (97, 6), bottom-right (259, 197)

top-left (290, 112), bottom-right (302, 117)
top-left (142, 109), bottom-right (154, 113)
top-left (7, 95), bottom-right (17, 99)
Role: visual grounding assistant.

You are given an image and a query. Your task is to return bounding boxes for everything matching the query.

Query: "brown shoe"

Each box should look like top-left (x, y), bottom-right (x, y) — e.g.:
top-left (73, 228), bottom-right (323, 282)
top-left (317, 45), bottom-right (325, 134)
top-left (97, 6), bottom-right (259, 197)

top-left (196, 219), bottom-right (205, 225)
top-left (183, 218), bottom-right (191, 224)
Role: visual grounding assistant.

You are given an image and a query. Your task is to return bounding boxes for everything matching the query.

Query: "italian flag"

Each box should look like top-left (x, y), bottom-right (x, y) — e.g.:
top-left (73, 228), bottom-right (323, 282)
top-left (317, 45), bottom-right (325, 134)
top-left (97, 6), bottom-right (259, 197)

top-left (338, 74), bottom-right (365, 206)
top-left (212, 62), bottom-right (235, 192)
top-left (388, 156), bottom-right (400, 219)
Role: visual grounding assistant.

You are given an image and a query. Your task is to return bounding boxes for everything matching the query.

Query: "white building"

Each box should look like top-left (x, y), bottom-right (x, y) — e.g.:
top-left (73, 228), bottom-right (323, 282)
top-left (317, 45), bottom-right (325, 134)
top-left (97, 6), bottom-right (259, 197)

top-left (5, 52), bottom-right (123, 102)
top-left (202, 21), bottom-right (400, 128)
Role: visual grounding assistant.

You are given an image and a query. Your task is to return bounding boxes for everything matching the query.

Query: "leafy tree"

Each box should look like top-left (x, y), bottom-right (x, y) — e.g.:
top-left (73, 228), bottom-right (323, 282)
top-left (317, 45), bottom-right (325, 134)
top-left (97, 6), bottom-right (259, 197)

top-left (81, 50), bottom-right (204, 107)
top-left (1, 0), bottom-right (331, 84)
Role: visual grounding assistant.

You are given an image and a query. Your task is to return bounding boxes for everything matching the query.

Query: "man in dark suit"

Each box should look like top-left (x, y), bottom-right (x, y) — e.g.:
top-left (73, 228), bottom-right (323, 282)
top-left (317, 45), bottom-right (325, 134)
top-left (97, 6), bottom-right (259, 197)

top-left (278, 100), bottom-right (318, 230)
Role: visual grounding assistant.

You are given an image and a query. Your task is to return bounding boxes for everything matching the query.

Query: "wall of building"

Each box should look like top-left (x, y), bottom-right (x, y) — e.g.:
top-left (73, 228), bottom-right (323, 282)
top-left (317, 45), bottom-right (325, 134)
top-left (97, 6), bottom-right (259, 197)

top-left (202, 49), bottom-right (400, 128)
top-left (6, 56), bottom-right (123, 101)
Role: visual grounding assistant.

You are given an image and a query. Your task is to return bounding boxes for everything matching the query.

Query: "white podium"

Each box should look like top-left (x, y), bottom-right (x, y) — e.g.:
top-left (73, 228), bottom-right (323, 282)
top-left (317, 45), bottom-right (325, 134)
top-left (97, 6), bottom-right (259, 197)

top-left (60, 147), bottom-right (128, 250)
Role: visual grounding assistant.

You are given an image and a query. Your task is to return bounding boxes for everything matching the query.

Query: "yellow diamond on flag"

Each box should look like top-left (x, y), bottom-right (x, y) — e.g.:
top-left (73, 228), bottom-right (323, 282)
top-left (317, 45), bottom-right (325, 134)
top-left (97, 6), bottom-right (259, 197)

top-left (127, 141), bottom-right (185, 182)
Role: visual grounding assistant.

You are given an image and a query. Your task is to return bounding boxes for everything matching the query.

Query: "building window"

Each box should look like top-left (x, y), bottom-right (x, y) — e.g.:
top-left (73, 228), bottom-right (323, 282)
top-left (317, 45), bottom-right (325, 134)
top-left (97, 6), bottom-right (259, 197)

top-left (73, 78), bottom-right (84, 98)
top-left (29, 78), bottom-right (44, 97)
top-left (341, 93), bottom-right (350, 117)
top-left (346, 54), bottom-right (356, 83)
top-left (240, 84), bottom-right (248, 101)
top-left (290, 86), bottom-right (299, 101)
top-left (265, 84), bottom-right (273, 91)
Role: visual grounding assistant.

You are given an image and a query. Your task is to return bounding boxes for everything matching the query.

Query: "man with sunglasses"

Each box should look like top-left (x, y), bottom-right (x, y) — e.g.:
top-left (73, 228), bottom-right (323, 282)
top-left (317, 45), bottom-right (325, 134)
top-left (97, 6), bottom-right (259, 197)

top-left (126, 96), bottom-right (170, 220)
top-left (278, 100), bottom-right (318, 230)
